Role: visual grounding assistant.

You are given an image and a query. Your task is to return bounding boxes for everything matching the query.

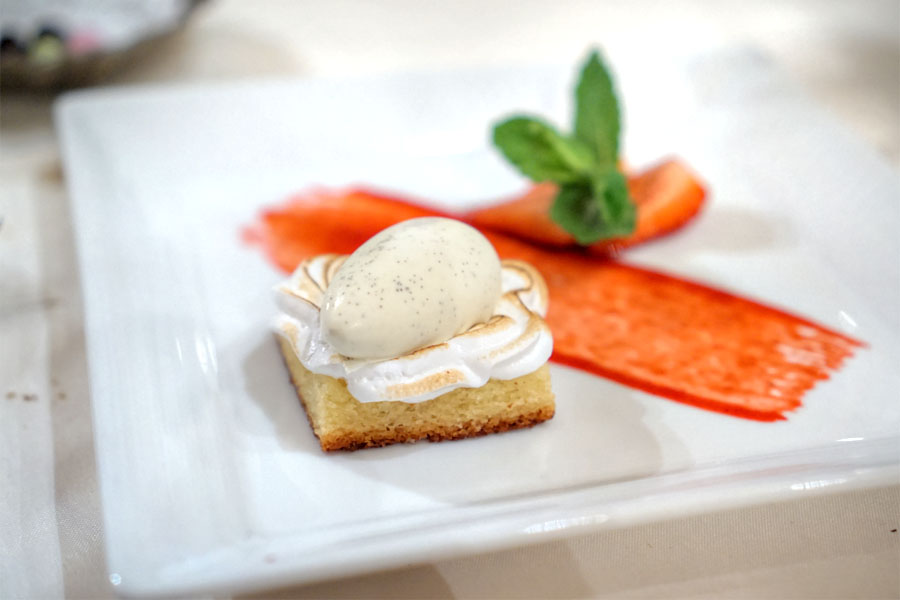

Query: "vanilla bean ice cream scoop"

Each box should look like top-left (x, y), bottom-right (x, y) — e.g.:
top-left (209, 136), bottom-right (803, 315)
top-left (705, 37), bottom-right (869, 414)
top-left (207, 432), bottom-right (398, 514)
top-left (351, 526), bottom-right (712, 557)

top-left (320, 217), bottom-right (502, 359)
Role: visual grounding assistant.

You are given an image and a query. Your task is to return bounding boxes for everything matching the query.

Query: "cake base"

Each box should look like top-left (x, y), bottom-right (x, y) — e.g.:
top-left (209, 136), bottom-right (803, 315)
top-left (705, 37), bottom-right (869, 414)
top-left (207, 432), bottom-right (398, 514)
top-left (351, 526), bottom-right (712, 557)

top-left (277, 336), bottom-right (555, 451)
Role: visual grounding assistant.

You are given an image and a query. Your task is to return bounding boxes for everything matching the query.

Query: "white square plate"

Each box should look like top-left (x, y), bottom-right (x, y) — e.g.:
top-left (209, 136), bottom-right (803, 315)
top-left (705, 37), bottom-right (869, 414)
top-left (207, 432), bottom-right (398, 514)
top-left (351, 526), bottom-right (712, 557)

top-left (56, 47), bottom-right (900, 597)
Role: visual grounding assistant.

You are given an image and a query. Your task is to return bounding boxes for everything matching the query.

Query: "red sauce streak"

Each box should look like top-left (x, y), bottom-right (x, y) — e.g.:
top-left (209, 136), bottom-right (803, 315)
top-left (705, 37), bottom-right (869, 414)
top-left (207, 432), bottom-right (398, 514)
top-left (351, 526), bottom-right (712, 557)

top-left (244, 188), bottom-right (862, 421)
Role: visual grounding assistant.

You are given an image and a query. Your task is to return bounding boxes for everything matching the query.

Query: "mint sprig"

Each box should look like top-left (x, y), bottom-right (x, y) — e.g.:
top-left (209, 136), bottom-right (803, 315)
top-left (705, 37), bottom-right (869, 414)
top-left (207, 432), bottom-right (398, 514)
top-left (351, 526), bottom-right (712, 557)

top-left (492, 50), bottom-right (634, 245)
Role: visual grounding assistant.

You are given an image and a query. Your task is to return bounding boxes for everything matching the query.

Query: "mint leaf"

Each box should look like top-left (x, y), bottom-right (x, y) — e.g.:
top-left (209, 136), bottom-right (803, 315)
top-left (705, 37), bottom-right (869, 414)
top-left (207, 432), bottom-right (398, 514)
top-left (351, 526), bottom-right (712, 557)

top-left (573, 51), bottom-right (620, 165)
top-left (550, 168), bottom-right (634, 244)
top-left (493, 117), bottom-right (594, 183)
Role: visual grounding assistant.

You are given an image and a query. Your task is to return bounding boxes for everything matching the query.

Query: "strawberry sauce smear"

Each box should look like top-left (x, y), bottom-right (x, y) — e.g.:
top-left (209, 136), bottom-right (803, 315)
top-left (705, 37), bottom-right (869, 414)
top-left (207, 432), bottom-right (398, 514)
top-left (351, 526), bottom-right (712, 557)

top-left (245, 187), bottom-right (862, 422)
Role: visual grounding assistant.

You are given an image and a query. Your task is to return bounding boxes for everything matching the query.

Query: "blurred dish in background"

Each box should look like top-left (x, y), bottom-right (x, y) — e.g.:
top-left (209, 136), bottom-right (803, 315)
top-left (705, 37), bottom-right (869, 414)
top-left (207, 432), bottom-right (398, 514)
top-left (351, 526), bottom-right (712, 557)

top-left (0, 0), bottom-right (203, 89)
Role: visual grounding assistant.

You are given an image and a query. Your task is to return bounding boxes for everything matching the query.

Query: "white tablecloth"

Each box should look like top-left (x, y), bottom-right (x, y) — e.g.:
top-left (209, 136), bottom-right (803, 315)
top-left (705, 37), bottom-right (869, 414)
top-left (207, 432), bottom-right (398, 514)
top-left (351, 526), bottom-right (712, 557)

top-left (2, 1), bottom-right (898, 598)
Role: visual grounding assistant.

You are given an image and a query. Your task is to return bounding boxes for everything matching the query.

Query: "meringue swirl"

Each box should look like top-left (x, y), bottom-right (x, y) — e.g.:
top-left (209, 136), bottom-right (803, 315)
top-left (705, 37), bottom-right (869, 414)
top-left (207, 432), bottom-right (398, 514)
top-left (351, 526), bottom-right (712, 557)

top-left (274, 255), bottom-right (553, 403)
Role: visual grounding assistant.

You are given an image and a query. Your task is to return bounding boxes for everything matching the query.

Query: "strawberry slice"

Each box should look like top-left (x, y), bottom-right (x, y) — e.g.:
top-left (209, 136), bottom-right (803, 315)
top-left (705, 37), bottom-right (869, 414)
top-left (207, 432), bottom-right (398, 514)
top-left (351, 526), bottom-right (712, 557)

top-left (466, 182), bottom-right (572, 246)
top-left (465, 158), bottom-right (707, 254)
top-left (617, 158), bottom-right (707, 251)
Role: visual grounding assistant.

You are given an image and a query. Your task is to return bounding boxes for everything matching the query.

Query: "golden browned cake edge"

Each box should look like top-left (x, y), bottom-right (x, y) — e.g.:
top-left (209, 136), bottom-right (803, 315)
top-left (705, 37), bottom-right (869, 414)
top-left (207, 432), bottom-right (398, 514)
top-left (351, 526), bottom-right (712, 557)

top-left (276, 335), bottom-right (554, 451)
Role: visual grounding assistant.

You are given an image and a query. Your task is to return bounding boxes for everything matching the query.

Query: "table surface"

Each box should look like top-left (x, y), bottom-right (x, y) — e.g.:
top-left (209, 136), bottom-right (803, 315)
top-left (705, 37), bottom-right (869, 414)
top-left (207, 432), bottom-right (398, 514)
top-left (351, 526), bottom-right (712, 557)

top-left (2, 1), bottom-right (898, 598)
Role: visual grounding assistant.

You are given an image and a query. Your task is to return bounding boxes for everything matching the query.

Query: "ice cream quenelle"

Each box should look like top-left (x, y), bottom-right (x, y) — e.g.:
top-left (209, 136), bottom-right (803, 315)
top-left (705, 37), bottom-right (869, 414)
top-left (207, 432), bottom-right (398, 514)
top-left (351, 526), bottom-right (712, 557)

top-left (320, 217), bottom-right (502, 359)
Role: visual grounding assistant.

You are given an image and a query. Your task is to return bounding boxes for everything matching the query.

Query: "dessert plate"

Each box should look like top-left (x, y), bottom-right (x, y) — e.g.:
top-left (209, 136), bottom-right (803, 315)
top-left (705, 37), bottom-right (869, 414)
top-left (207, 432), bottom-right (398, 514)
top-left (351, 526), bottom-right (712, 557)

top-left (56, 47), bottom-right (900, 597)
